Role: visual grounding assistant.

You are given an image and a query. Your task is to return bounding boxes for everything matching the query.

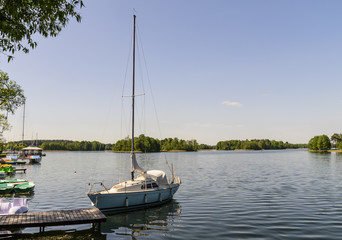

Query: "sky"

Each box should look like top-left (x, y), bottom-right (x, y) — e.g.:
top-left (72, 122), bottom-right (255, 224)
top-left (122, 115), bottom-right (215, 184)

top-left (2, 0), bottom-right (342, 145)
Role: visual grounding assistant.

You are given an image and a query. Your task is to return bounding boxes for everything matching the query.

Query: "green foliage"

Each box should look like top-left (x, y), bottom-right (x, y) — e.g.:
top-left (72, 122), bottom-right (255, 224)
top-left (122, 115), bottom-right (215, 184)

top-left (5, 140), bottom-right (110, 151)
top-left (40, 141), bottom-right (106, 151)
top-left (0, 71), bottom-right (25, 145)
top-left (135, 134), bottom-right (160, 152)
top-left (0, 0), bottom-right (84, 61)
top-left (113, 135), bottom-right (161, 152)
top-left (160, 138), bottom-right (198, 151)
top-left (198, 144), bottom-right (215, 150)
top-left (5, 141), bottom-right (27, 150)
top-left (0, 114), bottom-right (10, 133)
top-left (5, 137), bottom-right (308, 153)
top-left (331, 133), bottom-right (342, 148)
top-left (113, 135), bottom-right (198, 152)
top-left (308, 135), bottom-right (331, 151)
top-left (112, 138), bottom-right (131, 152)
top-left (0, 71), bottom-right (25, 113)
top-left (216, 139), bottom-right (306, 150)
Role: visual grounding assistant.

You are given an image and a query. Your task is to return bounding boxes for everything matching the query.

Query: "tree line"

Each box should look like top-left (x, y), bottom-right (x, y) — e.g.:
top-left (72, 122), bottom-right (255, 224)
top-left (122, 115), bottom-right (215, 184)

top-left (307, 133), bottom-right (342, 151)
top-left (4, 136), bottom-right (308, 153)
top-left (5, 140), bottom-right (113, 151)
top-left (113, 135), bottom-right (199, 152)
top-left (216, 139), bottom-right (306, 151)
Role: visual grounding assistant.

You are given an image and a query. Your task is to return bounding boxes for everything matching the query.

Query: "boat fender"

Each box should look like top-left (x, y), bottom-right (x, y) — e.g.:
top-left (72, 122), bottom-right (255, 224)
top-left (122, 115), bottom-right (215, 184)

top-left (170, 188), bottom-right (173, 198)
top-left (144, 194), bottom-right (147, 203)
top-left (125, 197), bottom-right (129, 207)
top-left (159, 193), bottom-right (162, 202)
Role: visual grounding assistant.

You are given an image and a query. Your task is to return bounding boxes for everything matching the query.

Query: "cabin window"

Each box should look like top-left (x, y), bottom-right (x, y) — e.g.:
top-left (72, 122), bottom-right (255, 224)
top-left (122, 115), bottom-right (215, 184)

top-left (141, 184), bottom-right (151, 189)
top-left (141, 182), bottom-right (159, 189)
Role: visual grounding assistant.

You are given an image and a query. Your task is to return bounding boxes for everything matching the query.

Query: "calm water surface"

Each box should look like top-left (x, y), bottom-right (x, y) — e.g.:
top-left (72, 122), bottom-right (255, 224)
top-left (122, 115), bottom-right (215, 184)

top-left (9, 150), bottom-right (342, 239)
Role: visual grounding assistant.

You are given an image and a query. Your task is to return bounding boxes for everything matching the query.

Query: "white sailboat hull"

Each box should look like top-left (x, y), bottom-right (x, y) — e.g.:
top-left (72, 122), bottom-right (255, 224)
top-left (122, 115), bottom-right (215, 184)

top-left (88, 185), bottom-right (180, 212)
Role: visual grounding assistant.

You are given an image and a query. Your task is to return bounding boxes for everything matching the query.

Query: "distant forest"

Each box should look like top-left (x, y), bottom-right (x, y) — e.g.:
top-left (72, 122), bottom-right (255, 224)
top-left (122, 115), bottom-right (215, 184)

top-left (4, 136), bottom-right (306, 152)
top-left (5, 140), bottom-right (113, 151)
top-left (216, 139), bottom-right (307, 150)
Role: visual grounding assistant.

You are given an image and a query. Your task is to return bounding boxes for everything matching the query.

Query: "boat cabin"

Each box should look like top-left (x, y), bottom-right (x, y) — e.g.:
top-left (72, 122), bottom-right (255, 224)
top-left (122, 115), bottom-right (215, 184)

top-left (108, 170), bottom-right (169, 193)
top-left (20, 147), bottom-right (45, 157)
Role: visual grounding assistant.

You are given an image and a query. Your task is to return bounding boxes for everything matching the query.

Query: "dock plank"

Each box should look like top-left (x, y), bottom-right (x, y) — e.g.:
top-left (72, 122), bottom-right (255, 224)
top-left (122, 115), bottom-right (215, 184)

top-left (0, 208), bottom-right (106, 230)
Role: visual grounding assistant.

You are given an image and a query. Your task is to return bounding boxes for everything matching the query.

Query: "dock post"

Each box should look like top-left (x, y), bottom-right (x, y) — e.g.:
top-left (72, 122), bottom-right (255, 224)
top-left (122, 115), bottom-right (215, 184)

top-left (91, 222), bottom-right (101, 232)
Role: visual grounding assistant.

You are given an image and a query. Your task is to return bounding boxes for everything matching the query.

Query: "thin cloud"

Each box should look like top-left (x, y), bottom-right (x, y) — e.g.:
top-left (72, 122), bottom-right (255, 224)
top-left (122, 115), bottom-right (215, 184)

top-left (222, 101), bottom-right (243, 107)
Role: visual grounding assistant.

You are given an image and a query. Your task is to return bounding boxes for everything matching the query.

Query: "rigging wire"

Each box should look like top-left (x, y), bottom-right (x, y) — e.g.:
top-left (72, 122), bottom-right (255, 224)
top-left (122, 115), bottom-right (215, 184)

top-left (136, 22), bottom-right (172, 172)
top-left (134, 24), bottom-right (148, 168)
top-left (121, 34), bottom-right (133, 142)
top-left (89, 27), bottom-right (134, 185)
top-left (118, 28), bottom-right (135, 181)
top-left (136, 23), bottom-right (163, 140)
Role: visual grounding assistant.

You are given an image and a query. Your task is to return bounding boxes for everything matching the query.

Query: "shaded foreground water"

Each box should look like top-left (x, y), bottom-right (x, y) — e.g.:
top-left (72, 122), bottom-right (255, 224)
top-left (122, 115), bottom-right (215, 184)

top-left (7, 150), bottom-right (342, 239)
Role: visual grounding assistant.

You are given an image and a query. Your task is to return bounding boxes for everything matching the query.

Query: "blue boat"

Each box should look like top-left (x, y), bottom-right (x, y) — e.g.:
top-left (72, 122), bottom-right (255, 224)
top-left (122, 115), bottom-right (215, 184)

top-left (20, 147), bottom-right (44, 164)
top-left (87, 15), bottom-right (181, 212)
top-left (88, 170), bottom-right (180, 212)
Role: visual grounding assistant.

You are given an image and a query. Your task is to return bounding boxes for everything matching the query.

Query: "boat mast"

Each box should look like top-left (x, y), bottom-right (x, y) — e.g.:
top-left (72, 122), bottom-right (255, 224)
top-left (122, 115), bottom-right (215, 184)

top-left (21, 103), bottom-right (25, 148)
top-left (131, 14), bottom-right (136, 181)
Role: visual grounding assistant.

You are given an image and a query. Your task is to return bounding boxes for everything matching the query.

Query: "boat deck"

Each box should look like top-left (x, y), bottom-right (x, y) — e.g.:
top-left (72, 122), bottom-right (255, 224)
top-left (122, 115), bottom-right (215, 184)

top-left (0, 208), bottom-right (106, 232)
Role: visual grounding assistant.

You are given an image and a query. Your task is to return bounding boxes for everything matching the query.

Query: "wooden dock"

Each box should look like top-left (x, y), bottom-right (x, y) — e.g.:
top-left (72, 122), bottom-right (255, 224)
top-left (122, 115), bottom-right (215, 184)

top-left (0, 208), bottom-right (106, 232)
top-left (14, 168), bottom-right (26, 173)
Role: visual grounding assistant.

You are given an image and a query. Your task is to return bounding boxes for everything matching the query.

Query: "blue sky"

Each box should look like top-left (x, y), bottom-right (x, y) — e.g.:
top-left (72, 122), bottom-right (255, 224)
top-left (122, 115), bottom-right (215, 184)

top-left (2, 0), bottom-right (342, 145)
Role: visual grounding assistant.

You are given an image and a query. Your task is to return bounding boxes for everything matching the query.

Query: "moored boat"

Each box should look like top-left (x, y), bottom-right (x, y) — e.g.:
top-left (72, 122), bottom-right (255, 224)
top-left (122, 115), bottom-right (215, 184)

top-left (0, 165), bottom-right (14, 175)
top-left (5, 153), bottom-right (18, 161)
top-left (4, 160), bottom-right (16, 165)
top-left (87, 15), bottom-right (181, 212)
top-left (14, 182), bottom-right (35, 193)
top-left (0, 198), bottom-right (29, 214)
top-left (0, 183), bottom-right (14, 194)
top-left (20, 147), bottom-right (44, 164)
top-left (0, 179), bottom-right (28, 185)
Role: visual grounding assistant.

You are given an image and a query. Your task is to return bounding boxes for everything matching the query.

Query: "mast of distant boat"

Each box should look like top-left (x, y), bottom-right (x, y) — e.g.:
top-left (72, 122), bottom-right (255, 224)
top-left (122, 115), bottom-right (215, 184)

top-left (21, 103), bottom-right (25, 148)
top-left (131, 14), bottom-right (136, 181)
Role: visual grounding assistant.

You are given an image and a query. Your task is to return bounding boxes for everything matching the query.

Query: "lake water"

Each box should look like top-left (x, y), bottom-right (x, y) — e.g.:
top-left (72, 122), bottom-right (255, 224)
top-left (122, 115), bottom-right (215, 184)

top-left (7, 150), bottom-right (342, 239)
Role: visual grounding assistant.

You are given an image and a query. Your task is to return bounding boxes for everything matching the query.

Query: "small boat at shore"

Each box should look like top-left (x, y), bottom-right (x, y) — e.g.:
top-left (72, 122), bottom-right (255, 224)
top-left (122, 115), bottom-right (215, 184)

top-left (0, 171), bottom-right (5, 178)
top-left (0, 183), bottom-right (14, 194)
top-left (0, 179), bottom-right (27, 184)
top-left (0, 198), bottom-right (29, 214)
top-left (0, 165), bottom-right (14, 175)
top-left (3, 160), bottom-right (27, 165)
top-left (5, 154), bottom-right (18, 161)
top-left (14, 182), bottom-right (35, 193)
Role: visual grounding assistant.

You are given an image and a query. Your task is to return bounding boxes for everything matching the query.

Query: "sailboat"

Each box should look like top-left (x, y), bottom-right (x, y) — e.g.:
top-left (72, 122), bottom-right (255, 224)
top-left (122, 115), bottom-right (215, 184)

top-left (18, 105), bottom-right (45, 164)
top-left (87, 15), bottom-right (181, 212)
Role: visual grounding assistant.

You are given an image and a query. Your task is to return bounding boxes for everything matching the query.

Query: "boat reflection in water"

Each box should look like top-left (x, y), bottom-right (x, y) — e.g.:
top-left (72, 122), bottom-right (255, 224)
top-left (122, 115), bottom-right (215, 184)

top-left (101, 200), bottom-right (181, 238)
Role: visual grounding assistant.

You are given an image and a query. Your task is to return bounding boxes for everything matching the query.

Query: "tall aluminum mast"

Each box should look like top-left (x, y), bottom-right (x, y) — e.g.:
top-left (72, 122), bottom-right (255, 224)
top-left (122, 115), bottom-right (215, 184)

top-left (130, 14), bottom-right (136, 181)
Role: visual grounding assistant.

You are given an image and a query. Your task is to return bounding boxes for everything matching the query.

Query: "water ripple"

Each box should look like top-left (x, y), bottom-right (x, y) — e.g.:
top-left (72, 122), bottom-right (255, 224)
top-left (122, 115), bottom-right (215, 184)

top-left (9, 150), bottom-right (342, 239)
